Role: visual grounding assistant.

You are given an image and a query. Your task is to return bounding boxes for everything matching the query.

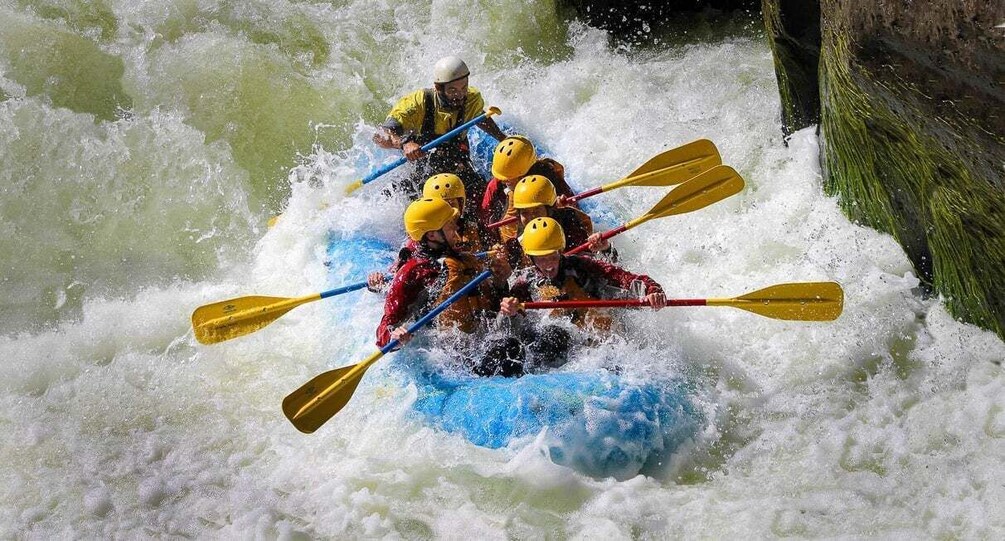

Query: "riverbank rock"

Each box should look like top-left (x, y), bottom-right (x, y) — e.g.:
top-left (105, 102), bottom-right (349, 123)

top-left (765, 1), bottom-right (1005, 339)
top-left (812, 1), bottom-right (1004, 338)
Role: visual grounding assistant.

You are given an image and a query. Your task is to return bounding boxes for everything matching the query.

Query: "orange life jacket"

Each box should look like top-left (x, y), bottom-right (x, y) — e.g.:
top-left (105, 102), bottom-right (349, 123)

top-left (433, 253), bottom-right (496, 334)
top-left (533, 274), bottom-right (614, 334)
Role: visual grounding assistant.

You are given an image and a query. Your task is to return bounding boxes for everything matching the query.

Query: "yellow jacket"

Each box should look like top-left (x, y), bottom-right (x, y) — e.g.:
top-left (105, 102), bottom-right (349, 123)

top-left (386, 87), bottom-right (486, 137)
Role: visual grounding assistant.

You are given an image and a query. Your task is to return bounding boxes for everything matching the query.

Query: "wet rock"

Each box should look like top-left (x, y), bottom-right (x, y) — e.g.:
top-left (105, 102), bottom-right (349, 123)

top-left (765, 0), bottom-right (1005, 338)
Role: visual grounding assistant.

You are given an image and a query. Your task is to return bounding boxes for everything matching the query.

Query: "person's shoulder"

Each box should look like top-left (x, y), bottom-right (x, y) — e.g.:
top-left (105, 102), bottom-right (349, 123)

top-left (565, 254), bottom-right (605, 272)
top-left (531, 158), bottom-right (566, 179)
top-left (393, 88), bottom-right (428, 107)
top-left (397, 253), bottom-right (438, 278)
top-left (464, 87), bottom-right (486, 114)
top-left (556, 206), bottom-right (590, 222)
top-left (484, 177), bottom-right (504, 194)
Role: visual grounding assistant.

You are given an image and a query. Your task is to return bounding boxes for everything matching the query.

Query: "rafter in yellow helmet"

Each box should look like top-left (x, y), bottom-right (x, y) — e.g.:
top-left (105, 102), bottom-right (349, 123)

top-left (404, 198), bottom-right (459, 241)
top-left (513, 175), bottom-right (558, 209)
top-left (491, 136), bottom-right (537, 181)
top-left (521, 217), bottom-right (566, 256)
top-left (422, 174), bottom-right (466, 202)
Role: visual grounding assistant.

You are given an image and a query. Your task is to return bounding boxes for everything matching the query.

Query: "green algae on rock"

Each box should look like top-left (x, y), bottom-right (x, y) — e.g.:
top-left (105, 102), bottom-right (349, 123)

top-left (815, 1), bottom-right (1005, 337)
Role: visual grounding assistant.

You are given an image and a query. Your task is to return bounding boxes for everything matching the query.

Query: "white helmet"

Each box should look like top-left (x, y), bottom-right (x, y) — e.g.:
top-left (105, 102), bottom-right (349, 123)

top-left (433, 56), bottom-right (470, 84)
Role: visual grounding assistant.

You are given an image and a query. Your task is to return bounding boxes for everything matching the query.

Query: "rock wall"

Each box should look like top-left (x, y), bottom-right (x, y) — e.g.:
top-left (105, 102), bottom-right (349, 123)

top-left (765, 0), bottom-right (1005, 337)
top-left (762, 0), bottom-right (819, 136)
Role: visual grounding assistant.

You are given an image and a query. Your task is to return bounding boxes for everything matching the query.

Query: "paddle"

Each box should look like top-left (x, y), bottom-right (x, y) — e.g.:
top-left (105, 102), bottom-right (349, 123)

top-left (192, 250), bottom-right (496, 345)
top-left (345, 106), bottom-right (502, 194)
top-left (521, 282), bottom-right (844, 321)
top-left (282, 270), bottom-right (494, 433)
top-left (192, 279), bottom-right (385, 345)
top-left (564, 165), bottom-right (744, 255)
top-left (486, 139), bottom-right (721, 229)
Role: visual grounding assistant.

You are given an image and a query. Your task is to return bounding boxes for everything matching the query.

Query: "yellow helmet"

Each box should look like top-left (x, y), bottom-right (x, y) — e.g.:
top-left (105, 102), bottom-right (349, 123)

top-left (521, 217), bottom-right (566, 256)
top-left (404, 198), bottom-right (459, 241)
top-left (491, 136), bottom-right (537, 181)
top-left (512, 175), bottom-right (557, 209)
top-left (422, 173), bottom-right (465, 202)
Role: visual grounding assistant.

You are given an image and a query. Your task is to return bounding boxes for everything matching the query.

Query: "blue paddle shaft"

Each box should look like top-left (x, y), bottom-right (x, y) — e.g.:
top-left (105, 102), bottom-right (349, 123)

top-left (362, 111), bottom-right (493, 187)
top-left (317, 276), bottom-right (392, 299)
top-left (316, 253), bottom-right (487, 300)
top-left (380, 270), bottom-right (492, 354)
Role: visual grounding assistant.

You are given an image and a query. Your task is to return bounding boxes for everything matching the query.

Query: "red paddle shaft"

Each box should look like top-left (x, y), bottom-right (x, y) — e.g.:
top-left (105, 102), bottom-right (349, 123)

top-left (522, 298), bottom-right (707, 309)
top-left (563, 225), bottom-right (627, 256)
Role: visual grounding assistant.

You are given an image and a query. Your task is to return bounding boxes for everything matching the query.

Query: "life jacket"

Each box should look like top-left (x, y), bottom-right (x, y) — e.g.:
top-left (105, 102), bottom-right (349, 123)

top-left (522, 258), bottom-right (614, 333)
top-left (433, 252), bottom-right (497, 334)
top-left (455, 215), bottom-right (485, 254)
top-left (417, 89), bottom-right (470, 166)
top-left (497, 186), bottom-right (522, 245)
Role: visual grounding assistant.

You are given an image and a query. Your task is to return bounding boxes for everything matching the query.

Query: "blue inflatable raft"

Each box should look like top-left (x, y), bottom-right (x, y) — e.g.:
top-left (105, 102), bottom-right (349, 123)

top-left (322, 127), bottom-right (704, 479)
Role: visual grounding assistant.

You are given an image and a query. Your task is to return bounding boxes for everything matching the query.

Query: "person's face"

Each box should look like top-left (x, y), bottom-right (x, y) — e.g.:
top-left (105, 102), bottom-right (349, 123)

top-left (424, 230), bottom-right (446, 250)
top-left (423, 215), bottom-right (461, 250)
top-left (518, 206), bottom-right (547, 226)
top-left (440, 218), bottom-right (461, 250)
top-left (439, 77), bottom-right (468, 108)
top-left (446, 197), bottom-right (464, 214)
top-left (531, 253), bottom-right (561, 279)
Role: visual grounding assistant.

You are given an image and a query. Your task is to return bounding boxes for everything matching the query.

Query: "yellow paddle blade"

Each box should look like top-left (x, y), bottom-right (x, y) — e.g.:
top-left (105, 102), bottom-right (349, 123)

top-left (610, 153), bottom-right (723, 189)
top-left (630, 165), bottom-right (745, 228)
top-left (622, 139), bottom-right (722, 186)
top-left (191, 293), bottom-right (320, 345)
top-left (344, 179), bottom-right (364, 195)
top-left (267, 215), bottom-right (281, 228)
top-left (709, 282), bottom-right (844, 321)
top-left (282, 351), bottom-right (384, 433)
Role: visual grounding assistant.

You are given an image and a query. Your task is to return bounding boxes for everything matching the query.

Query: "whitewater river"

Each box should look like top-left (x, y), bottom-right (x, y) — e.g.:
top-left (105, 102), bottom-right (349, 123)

top-left (1, 1), bottom-right (1002, 538)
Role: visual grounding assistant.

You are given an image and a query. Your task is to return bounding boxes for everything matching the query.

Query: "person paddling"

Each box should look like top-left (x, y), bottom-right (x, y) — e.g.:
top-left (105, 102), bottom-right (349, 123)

top-left (508, 175), bottom-right (615, 261)
top-left (367, 173), bottom-right (489, 293)
top-left (500, 218), bottom-right (665, 335)
top-left (375, 198), bottom-right (529, 377)
top-left (372, 56), bottom-right (507, 198)
top-left (420, 173), bottom-right (489, 252)
top-left (479, 136), bottom-right (578, 242)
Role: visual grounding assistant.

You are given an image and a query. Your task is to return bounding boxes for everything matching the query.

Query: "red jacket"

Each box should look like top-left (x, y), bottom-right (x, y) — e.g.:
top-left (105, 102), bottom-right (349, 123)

top-left (375, 248), bottom-right (503, 348)
top-left (375, 254), bottom-right (441, 348)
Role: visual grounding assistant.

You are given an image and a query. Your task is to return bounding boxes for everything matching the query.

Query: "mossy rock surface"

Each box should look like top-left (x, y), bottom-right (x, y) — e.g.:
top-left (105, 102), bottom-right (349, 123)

top-left (817, 1), bottom-right (1005, 336)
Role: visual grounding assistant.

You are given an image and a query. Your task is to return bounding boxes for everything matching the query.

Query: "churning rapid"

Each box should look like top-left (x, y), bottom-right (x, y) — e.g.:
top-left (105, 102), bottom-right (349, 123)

top-left (1, 0), bottom-right (1002, 537)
